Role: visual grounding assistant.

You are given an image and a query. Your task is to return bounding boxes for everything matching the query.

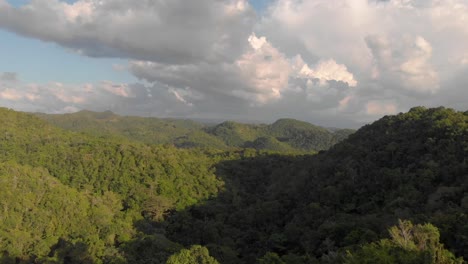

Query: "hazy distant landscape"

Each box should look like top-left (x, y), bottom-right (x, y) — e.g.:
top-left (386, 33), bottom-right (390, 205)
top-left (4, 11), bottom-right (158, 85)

top-left (35, 110), bottom-right (355, 153)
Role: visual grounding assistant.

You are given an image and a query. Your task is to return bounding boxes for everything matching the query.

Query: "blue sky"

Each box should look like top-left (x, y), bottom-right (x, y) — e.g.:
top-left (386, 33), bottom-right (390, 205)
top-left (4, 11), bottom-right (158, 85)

top-left (0, 0), bottom-right (270, 84)
top-left (0, 30), bottom-right (135, 83)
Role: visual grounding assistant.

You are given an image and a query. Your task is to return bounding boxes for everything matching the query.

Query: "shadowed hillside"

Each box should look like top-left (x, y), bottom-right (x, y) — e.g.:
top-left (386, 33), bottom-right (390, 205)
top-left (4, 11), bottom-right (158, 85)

top-left (163, 107), bottom-right (467, 263)
top-left (0, 107), bottom-right (465, 263)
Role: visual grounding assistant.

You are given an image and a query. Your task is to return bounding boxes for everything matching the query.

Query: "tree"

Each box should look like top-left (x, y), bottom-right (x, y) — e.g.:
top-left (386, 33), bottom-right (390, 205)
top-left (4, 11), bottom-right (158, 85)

top-left (166, 245), bottom-right (219, 264)
top-left (257, 252), bottom-right (286, 264)
top-left (345, 220), bottom-right (464, 264)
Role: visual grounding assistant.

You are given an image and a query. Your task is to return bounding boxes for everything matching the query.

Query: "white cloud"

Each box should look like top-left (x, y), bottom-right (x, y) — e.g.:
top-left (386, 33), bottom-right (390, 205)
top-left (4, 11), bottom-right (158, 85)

top-left (131, 33), bottom-right (355, 107)
top-left (255, 0), bottom-right (468, 122)
top-left (1, 0), bottom-right (468, 126)
top-left (366, 34), bottom-right (439, 93)
top-left (0, 88), bottom-right (25, 101)
top-left (0, 74), bottom-right (145, 114)
top-left (62, 1), bottom-right (93, 22)
top-left (297, 58), bottom-right (357, 87)
top-left (0, 0), bottom-right (255, 64)
top-left (235, 34), bottom-right (291, 103)
top-left (101, 81), bottom-right (134, 97)
top-left (366, 100), bottom-right (398, 116)
top-left (399, 37), bottom-right (439, 93)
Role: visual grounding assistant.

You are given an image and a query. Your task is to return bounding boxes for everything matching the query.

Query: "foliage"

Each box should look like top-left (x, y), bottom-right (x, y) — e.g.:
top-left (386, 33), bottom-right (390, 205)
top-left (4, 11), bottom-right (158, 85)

top-left (165, 107), bottom-right (467, 263)
top-left (166, 245), bottom-right (219, 264)
top-left (37, 110), bottom-right (353, 152)
top-left (0, 162), bottom-right (128, 263)
top-left (0, 106), bottom-right (466, 263)
top-left (345, 220), bottom-right (464, 264)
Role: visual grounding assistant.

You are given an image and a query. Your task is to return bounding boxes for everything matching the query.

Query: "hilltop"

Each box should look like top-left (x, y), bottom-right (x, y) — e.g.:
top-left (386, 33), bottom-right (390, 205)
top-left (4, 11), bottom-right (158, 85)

top-left (165, 106), bottom-right (468, 263)
top-left (0, 106), bottom-right (465, 263)
top-left (36, 110), bottom-right (354, 153)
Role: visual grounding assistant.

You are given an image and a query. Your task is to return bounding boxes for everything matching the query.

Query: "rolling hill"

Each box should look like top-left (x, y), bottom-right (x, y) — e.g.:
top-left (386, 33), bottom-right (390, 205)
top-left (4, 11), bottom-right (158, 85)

top-left (0, 106), bottom-right (465, 263)
top-left (36, 110), bottom-right (354, 152)
top-left (164, 106), bottom-right (468, 263)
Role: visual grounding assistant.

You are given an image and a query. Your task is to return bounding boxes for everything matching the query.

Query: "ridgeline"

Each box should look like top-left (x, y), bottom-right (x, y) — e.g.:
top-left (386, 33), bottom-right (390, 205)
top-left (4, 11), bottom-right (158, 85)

top-left (36, 111), bottom-right (354, 152)
top-left (0, 106), bottom-right (465, 263)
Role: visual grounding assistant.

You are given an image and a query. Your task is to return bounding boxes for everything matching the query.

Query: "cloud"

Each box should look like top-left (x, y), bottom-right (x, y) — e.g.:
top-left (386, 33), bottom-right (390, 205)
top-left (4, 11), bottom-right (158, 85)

top-left (1, 0), bottom-right (468, 127)
top-left (366, 100), bottom-right (398, 116)
top-left (0, 0), bottom-right (255, 64)
top-left (366, 35), bottom-right (439, 94)
top-left (101, 81), bottom-right (134, 98)
top-left (0, 74), bottom-right (144, 113)
top-left (295, 58), bottom-right (357, 87)
top-left (131, 33), bottom-right (355, 107)
top-left (0, 88), bottom-right (25, 101)
top-left (0, 72), bottom-right (17, 82)
top-left (255, 0), bottom-right (468, 121)
top-left (234, 34), bottom-right (291, 103)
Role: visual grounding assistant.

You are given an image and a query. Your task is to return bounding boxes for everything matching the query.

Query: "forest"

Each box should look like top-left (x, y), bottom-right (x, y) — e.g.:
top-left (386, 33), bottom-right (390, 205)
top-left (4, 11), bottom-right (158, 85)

top-left (35, 110), bottom-right (354, 153)
top-left (0, 106), bottom-right (466, 263)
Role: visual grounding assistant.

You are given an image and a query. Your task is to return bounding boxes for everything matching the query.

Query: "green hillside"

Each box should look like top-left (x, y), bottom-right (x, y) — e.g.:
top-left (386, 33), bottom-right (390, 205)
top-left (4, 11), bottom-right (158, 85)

top-left (0, 162), bottom-right (131, 263)
top-left (0, 106), bottom-right (465, 263)
top-left (37, 111), bottom-right (354, 152)
top-left (164, 107), bottom-right (468, 263)
top-left (206, 121), bottom-right (266, 147)
top-left (268, 118), bottom-right (342, 151)
top-left (243, 136), bottom-right (297, 152)
top-left (0, 108), bottom-right (235, 263)
top-left (36, 110), bottom-right (228, 149)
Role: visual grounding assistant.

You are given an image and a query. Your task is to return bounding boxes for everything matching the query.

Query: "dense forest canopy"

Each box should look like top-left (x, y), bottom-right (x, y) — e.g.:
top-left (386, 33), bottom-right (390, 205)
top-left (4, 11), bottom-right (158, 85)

top-left (0, 106), bottom-right (466, 263)
top-left (36, 110), bottom-right (354, 153)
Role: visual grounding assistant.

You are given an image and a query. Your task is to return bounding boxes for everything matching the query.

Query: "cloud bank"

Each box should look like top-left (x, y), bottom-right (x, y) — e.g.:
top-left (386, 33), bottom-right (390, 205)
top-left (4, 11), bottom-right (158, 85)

top-left (0, 0), bottom-right (467, 127)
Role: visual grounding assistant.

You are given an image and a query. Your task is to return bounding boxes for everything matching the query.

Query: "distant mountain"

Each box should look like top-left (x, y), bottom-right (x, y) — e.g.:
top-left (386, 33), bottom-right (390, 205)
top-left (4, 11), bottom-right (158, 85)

top-left (36, 110), bottom-right (354, 152)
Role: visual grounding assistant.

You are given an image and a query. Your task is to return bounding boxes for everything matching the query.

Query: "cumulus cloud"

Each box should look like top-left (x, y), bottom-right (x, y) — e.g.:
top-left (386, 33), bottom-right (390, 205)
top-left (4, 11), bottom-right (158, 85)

top-left (366, 35), bottom-right (439, 94)
top-left (1, 0), bottom-right (468, 127)
top-left (295, 57), bottom-right (357, 87)
top-left (234, 34), bottom-right (290, 103)
top-left (131, 33), bottom-right (355, 108)
top-left (0, 74), bottom-right (145, 113)
top-left (256, 0), bottom-right (468, 120)
top-left (0, 0), bottom-right (255, 64)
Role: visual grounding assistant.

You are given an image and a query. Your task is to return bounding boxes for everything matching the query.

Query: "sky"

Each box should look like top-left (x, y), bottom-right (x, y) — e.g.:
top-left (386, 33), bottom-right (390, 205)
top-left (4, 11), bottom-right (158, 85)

top-left (0, 0), bottom-right (467, 128)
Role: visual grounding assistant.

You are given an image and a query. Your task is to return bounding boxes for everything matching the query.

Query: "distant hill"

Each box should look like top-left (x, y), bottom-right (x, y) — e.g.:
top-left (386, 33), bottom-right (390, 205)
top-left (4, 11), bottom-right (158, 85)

top-left (165, 106), bottom-right (468, 263)
top-left (267, 118), bottom-right (344, 150)
top-left (36, 110), bottom-right (354, 152)
top-left (0, 107), bottom-right (229, 262)
top-left (35, 110), bottom-right (228, 149)
top-left (0, 106), bottom-right (466, 263)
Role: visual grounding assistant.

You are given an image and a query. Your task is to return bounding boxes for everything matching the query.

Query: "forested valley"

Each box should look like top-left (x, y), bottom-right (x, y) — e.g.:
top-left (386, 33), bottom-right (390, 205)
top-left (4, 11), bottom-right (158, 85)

top-left (0, 106), bottom-right (466, 263)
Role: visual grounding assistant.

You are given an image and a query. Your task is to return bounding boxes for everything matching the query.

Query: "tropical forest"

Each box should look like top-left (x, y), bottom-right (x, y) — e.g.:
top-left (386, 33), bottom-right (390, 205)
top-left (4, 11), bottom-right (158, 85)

top-left (0, 106), bottom-right (464, 263)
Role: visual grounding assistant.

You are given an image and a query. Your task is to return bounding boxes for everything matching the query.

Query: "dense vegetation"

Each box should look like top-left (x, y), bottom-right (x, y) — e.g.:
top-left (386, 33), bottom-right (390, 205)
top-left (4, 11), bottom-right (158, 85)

top-left (163, 106), bottom-right (467, 263)
top-left (36, 111), bottom-right (353, 152)
top-left (0, 106), bottom-right (466, 263)
top-left (0, 108), bottom-right (233, 263)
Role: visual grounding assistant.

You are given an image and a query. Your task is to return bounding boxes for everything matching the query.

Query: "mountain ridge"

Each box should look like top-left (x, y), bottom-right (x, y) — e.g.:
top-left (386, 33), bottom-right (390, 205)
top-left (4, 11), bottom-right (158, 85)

top-left (0, 106), bottom-right (465, 263)
top-left (35, 110), bottom-right (355, 152)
